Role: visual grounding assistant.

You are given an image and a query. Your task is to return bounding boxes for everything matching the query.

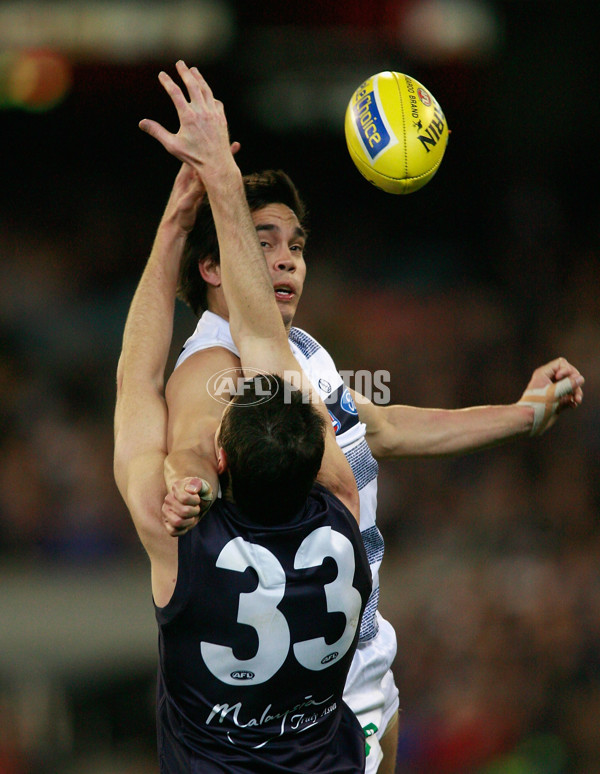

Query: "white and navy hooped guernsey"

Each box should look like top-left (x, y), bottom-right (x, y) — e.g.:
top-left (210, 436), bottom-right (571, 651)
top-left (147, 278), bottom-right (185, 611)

top-left (287, 328), bottom-right (383, 644)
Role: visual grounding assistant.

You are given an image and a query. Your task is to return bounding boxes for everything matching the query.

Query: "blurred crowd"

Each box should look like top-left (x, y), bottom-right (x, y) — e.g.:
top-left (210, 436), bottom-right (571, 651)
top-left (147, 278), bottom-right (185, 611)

top-left (1, 145), bottom-right (599, 773)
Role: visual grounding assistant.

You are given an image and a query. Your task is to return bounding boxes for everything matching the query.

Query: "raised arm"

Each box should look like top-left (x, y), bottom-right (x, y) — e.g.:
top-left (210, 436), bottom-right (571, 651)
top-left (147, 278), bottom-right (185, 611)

top-left (114, 164), bottom-right (211, 585)
top-left (139, 63), bottom-right (289, 365)
top-left (353, 357), bottom-right (584, 460)
top-left (139, 61), bottom-right (359, 519)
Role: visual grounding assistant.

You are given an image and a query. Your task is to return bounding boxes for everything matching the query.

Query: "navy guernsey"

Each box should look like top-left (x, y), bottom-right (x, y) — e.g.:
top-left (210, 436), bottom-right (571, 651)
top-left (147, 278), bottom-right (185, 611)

top-left (155, 483), bottom-right (371, 773)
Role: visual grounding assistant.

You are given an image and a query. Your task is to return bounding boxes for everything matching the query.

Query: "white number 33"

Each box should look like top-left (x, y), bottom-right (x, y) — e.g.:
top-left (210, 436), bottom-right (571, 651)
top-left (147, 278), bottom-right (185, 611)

top-left (201, 526), bottom-right (363, 685)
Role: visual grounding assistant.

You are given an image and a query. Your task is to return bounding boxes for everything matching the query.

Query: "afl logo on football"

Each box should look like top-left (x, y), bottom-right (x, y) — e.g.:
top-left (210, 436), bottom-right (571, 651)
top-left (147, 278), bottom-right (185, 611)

top-left (230, 670), bottom-right (255, 681)
top-left (328, 411), bottom-right (341, 434)
top-left (417, 88), bottom-right (432, 106)
top-left (321, 652), bottom-right (339, 665)
top-left (340, 388), bottom-right (358, 416)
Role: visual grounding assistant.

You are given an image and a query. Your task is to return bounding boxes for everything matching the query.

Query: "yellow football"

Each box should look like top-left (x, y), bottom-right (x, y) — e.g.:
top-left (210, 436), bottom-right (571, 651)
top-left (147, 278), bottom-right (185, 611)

top-left (344, 71), bottom-right (449, 194)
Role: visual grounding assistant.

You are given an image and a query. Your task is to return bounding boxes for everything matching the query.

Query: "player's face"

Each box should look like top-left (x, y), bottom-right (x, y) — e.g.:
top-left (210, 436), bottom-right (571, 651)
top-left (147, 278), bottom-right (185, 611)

top-left (251, 204), bottom-right (307, 330)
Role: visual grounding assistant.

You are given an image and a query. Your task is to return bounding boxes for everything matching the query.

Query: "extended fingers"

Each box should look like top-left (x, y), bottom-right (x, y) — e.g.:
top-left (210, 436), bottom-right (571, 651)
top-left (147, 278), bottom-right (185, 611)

top-left (138, 117), bottom-right (173, 148)
top-left (142, 62), bottom-right (236, 175)
top-left (175, 60), bottom-right (215, 105)
top-left (138, 72), bottom-right (187, 152)
top-left (158, 69), bottom-right (190, 112)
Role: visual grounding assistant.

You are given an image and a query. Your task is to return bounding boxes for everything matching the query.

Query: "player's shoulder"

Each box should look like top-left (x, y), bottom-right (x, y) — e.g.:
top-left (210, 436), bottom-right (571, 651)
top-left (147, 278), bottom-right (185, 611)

top-left (166, 345), bottom-right (239, 408)
top-left (308, 482), bottom-right (357, 527)
top-left (176, 310), bottom-right (239, 369)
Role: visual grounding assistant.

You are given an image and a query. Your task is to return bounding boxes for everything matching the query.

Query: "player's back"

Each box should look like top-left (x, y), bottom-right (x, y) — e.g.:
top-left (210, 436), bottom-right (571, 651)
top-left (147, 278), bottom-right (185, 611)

top-left (155, 483), bottom-right (371, 773)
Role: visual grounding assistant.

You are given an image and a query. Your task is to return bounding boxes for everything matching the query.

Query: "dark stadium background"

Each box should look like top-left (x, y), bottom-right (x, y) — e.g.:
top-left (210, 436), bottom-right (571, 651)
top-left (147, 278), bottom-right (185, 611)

top-left (1, 2), bottom-right (599, 772)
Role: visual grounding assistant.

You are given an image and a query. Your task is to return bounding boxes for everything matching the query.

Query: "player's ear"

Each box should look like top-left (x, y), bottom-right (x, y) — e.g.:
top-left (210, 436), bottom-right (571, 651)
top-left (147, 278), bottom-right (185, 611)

top-left (216, 446), bottom-right (228, 474)
top-left (199, 256), bottom-right (221, 287)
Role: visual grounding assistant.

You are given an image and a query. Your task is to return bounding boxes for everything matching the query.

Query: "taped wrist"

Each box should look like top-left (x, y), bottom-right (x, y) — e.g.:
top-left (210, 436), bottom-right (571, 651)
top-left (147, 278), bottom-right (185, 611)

top-left (518, 376), bottom-right (572, 436)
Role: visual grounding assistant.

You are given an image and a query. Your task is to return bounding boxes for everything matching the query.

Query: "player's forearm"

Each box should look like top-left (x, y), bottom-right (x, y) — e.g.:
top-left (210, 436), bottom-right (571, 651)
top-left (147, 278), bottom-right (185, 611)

top-left (369, 403), bottom-right (533, 459)
top-left (204, 171), bottom-right (288, 353)
top-left (114, 210), bottom-right (188, 521)
top-left (118, 220), bottom-right (185, 392)
top-left (206, 177), bottom-right (330, 403)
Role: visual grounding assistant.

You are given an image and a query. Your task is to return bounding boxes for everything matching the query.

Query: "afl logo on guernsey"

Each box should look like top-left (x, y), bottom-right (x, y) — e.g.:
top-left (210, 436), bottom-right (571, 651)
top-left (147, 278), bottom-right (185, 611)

top-left (349, 75), bottom-right (397, 161)
top-left (230, 670), bottom-right (255, 681)
top-left (340, 388), bottom-right (358, 416)
top-left (328, 411), bottom-right (341, 434)
top-left (321, 652), bottom-right (339, 665)
top-left (318, 378), bottom-right (332, 394)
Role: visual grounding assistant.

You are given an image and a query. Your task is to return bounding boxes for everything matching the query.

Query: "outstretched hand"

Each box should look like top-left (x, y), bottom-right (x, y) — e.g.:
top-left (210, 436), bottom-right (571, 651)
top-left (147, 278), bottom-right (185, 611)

top-left (162, 476), bottom-right (213, 536)
top-left (139, 60), bottom-right (240, 182)
top-left (518, 357), bottom-right (584, 435)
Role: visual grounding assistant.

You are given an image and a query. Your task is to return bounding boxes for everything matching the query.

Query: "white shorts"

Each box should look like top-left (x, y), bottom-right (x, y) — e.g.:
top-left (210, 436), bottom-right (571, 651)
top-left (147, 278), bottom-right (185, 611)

top-left (343, 613), bottom-right (399, 774)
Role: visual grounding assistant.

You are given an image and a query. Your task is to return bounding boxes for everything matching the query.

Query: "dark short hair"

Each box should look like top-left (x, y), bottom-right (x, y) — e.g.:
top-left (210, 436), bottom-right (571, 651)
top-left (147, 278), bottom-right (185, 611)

top-left (219, 375), bottom-right (325, 525)
top-left (178, 170), bottom-right (307, 316)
